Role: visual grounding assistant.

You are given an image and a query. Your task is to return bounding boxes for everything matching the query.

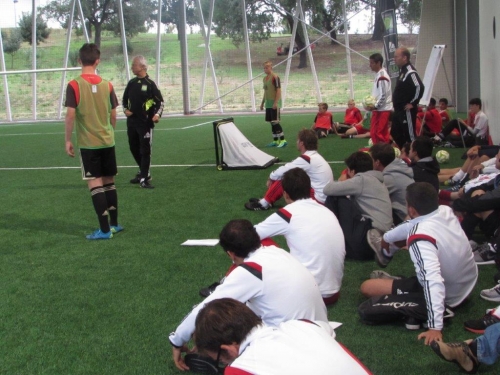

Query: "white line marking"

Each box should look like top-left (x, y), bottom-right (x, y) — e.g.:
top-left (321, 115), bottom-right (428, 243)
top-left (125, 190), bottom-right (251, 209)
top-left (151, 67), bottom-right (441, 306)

top-left (0, 161), bottom-right (344, 171)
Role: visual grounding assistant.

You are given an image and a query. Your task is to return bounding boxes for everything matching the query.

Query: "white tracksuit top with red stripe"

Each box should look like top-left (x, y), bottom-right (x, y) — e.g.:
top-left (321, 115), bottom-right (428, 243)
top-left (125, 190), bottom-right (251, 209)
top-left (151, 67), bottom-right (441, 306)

top-left (169, 245), bottom-right (327, 347)
top-left (384, 205), bottom-right (478, 330)
top-left (268, 150), bottom-right (333, 203)
top-left (255, 198), bottom-right (345, 297)
top-left (225, 320), bottom-right (372, 375)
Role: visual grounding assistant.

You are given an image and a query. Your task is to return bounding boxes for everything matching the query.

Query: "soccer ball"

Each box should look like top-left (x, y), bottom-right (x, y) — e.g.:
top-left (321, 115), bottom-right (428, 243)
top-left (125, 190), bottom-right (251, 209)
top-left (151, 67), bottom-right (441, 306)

top-left (393, 147), bottom-right (401, 158)
top-left (436, 150), bottom-right (450, 163)
top-left (362, 95), bottom-right (376, 110)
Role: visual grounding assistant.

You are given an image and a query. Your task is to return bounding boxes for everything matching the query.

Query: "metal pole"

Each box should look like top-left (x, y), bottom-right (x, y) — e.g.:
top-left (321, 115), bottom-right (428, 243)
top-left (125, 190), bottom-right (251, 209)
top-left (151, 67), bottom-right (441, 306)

top-left (241, 0), bottom-right (256, 111)
top-left (0, 27), bottom-right (12, 121)
top-left (117, 0), bottom-right (130, 82)
top-left (179, 0), bottom-right (191, 114)
top-left (32, 0), bottom-right (37, 120)
top-left (195, 0), bottom-right (222, 113)
top-left (76, 0), bottom-right (89, 42)
top-left (298, 4), bottom-right (321, 103)
top-left (283, 1), bottom-right (300, 108)
top-left (343, 0), bottom-right (354, 99)
top-left (155, 0), bottom-right (162, 84)
top-left (58, 0), bottom-right (76, 119)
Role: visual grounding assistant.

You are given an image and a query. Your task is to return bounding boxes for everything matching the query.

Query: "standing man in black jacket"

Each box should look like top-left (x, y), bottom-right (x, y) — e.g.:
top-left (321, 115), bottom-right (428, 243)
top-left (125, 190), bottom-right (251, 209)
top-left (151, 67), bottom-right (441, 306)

top-left (391, 47), bottom-right (424, 148)
top-left (123, 55), bottom-right (164, 189)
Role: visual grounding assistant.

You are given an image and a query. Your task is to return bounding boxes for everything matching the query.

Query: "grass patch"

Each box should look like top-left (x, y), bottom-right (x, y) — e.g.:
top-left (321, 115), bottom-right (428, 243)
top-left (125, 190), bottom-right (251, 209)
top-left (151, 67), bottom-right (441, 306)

top-left (1, 30), bottom-right (417, 120)
top-left (0, 112), bottom-right (498, 374)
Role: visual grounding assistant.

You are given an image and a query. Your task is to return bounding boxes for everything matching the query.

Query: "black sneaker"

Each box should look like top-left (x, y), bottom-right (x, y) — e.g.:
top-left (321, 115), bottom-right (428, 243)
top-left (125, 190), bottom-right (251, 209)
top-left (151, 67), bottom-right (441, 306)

top-left (405, 317), bottom-right (424, 330)
top-left (199, 281), bottom-right (220, 298)
top-left (464, 310), bottom-right (500, 334)
top-left (140, 179), bottom-right (154, 189)
top-left (130, 173), bottom-right (151, 184)
top-left (244, 201), bottom-right (270, 211)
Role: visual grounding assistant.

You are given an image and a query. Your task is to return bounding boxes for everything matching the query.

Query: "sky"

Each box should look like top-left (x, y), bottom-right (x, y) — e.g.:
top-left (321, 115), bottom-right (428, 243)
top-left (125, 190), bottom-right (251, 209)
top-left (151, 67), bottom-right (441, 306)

top-left (0, 0), bottom-right (412, 34)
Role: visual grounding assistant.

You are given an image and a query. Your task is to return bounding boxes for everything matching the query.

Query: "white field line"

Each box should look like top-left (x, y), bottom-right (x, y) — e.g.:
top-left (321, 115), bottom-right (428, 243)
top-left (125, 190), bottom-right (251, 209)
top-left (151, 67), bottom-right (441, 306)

top-left (0, 161), bottom-right (344, 171)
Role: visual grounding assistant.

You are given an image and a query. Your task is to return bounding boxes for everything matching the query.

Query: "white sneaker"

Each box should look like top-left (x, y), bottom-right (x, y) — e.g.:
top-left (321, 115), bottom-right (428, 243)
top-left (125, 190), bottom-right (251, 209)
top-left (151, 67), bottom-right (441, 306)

top-left (480, 284), bottom-right (500, 302)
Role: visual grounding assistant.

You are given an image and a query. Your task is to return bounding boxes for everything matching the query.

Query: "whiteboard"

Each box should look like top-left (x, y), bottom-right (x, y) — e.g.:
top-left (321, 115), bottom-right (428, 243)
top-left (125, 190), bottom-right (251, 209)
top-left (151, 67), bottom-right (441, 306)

top-left (420, 45), bottom-right (446, 106)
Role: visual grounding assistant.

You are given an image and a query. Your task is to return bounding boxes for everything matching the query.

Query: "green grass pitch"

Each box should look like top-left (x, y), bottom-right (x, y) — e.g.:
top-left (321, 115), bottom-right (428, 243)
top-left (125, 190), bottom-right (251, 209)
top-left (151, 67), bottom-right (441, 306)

top-left (0, 112), bottom-right (498, 374)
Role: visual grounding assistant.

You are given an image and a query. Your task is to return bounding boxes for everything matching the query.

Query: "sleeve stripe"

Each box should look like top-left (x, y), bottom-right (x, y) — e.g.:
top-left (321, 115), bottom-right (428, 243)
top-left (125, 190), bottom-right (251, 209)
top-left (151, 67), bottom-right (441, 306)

top-left (277, 208), bottom-right (292, 223)
top-left (239, 262), bottom-right (263, 280)
top-left (407, 234), bottom-right (437, 248)
top-left (225, 367), bottom-right (254, 375)
top-left (300, 155), bottom-right (311, 163)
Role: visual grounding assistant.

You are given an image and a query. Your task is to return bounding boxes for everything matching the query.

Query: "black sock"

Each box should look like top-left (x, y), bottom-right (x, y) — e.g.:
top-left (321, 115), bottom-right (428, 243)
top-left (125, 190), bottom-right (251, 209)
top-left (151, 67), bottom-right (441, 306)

top-left (90, 186), bottom-right (110, 233)
top-left (103, 183), bottom-right (118, 227)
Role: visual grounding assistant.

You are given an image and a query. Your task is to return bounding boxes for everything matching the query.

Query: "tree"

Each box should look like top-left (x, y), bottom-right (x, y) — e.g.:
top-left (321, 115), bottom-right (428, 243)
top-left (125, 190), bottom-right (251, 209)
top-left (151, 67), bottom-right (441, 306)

top-left (41, 0), bottom-right (156, 48)
top-left (397, 0), bottom-right (421, 34)
top-left (2, 29), bottom-right (22, 69)
top-left (161, 0), bottom-right (198, 37)
top-left (357, 0), bottom-right (422, 40)
top-left (18, 12), bottom-right (51, 45)
top-left (311, 0), bottom-right (360, 44)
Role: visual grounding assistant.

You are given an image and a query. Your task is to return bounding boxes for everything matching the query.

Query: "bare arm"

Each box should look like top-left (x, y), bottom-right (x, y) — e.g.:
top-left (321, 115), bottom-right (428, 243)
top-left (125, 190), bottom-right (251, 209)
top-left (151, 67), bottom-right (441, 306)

top-left (110, 108), bottom-right (117, 129)
top-left (65, 108), bottom-right (76, 157)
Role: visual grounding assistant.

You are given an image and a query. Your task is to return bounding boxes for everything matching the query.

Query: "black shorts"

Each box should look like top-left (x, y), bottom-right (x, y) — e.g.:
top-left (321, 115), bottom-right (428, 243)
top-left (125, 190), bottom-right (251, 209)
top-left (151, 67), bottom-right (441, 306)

top-left (80, 147), bottom-right (117, 180)
top-left (265, 108), bottom-right (280, 123)
top-left (391, 276), bottom-right (424, 295)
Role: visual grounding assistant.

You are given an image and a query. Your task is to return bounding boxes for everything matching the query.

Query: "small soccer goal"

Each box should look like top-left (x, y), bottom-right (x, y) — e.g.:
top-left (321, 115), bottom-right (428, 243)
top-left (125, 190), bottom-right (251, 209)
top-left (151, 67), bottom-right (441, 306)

top-left (213, 118), bottom-right (278, 171)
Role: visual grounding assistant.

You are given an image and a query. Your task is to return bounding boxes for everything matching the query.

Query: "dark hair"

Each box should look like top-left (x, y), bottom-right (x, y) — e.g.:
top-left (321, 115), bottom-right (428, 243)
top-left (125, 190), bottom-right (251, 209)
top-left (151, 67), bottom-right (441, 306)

top-left (439, 98), bottom-right (448, 105)
top-left (282, 168), bottom-right (311, 201)
top-left (345, 151), bottom-right (373, 174)
top-left (469, 97), bottom-right (482, 109)
top-left (406, 182), bottom-right (438, 215)
top-left (429, 98), bottom-right (436, 106)
top-left (195, 298), bottom-right (262, 356)
top-left (298, 128), bottom-right (318, 150)
top-left (402, 142), bottom-right (411, 156)
top-left (411, 136), bottom-right (433, 159)
top-left (370, 143), bottom-right (395, 167)
top-left (369, 53), bottom-right (384, 65)
top-left (79, 43), bottom-right (100, 66)
top-left (219, 219), bottom-right (260, 258)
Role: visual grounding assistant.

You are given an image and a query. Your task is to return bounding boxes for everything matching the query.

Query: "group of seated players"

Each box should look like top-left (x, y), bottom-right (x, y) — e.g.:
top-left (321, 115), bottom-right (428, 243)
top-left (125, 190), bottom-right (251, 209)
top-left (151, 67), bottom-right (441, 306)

top-left (169, 98), bottom-right (500, 374)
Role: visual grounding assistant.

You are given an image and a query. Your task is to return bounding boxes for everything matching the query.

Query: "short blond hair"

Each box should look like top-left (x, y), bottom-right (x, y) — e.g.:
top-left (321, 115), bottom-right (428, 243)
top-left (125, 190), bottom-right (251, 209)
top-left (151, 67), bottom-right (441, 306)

top-left (348, 99), bottom-right (356, 105)
top-left (263, 60), bottom-right (273, 67)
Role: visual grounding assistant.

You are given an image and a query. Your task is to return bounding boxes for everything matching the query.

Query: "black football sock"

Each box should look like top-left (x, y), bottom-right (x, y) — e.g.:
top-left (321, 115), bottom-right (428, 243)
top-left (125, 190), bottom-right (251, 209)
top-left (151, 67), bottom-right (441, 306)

top-left (103, 183), bottom-right (118, 227)
top-left (90, 186), bottom-right (111, 233)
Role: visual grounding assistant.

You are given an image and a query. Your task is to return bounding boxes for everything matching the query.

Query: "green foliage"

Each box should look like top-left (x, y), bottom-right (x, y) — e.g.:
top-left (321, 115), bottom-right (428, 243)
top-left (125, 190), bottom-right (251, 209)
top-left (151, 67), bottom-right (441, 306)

top-left (41, 0), bottom-right (156, 48)
top-left (18, 12), bottom-right (51, 45)
top-left (2, 29), bottom-right (22, 69)
top-left (396, 0), bottom-right (422, 34)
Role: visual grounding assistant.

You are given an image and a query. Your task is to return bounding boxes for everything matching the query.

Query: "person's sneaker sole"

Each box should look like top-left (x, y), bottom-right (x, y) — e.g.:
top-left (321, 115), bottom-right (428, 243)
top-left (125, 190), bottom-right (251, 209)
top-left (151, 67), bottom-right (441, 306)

top-left (86, 230), bottom-right (113, 240)
top-left (366, 229), bottom-right (391, 268)
top-left (244, 201), bottom-right (270, 211)
top-left (110, 225), bottom-right (124, 234)
top-left (369, 270), bottom-right (402, 280)
top-left (475, 259), bottom-right (496, 265)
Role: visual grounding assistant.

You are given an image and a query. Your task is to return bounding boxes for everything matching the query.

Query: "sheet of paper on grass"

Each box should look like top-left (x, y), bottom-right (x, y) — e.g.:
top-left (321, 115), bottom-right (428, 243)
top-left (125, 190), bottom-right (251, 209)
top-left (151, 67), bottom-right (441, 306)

top-left (181, 239), bottom-right (219, 246)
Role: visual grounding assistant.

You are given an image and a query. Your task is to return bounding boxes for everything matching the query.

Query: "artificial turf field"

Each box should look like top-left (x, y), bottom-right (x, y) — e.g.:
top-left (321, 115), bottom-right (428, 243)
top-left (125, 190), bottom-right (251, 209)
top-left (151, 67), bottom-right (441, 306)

top-left (0, 112), bottom-right (498, 375)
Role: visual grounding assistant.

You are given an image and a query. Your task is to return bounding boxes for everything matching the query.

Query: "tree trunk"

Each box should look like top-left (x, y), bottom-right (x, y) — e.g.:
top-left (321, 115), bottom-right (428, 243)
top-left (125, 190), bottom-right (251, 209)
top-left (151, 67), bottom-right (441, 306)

top-left (94, 23), bottom-right (102, 49)
top-left (371, 0), bottom-right (396, 41)
top-left (297, 43), bottom-right (307, 69)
